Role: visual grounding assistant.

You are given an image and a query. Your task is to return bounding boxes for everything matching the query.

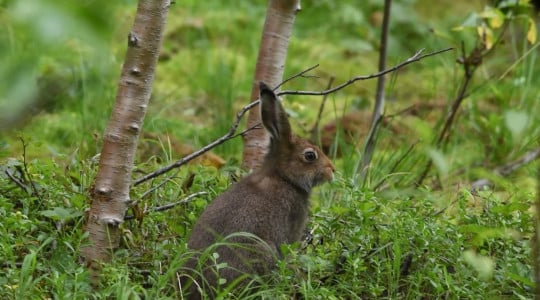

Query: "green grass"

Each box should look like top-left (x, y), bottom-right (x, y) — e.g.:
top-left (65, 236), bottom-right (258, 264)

top-left (1, 0), bottom-right (539, 298)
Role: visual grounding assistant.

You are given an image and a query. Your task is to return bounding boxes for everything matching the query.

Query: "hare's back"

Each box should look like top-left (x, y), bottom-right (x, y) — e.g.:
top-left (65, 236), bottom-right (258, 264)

top-left (189, 173), bottom-right (308, 248)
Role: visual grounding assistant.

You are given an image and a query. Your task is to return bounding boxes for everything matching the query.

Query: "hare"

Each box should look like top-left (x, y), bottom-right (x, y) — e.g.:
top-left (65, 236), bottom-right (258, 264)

top-left (180, 82), bottom-right (335, 299)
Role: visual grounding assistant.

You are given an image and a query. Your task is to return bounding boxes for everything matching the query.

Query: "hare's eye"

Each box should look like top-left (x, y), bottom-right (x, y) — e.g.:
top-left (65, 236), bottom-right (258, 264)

top-left (303, 149), bottom-right (318, 162)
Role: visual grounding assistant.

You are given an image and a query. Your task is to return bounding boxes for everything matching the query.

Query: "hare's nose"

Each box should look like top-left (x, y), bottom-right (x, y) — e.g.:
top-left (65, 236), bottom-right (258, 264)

top-left (328, 161), bottom-right (335, 173)
top-left (326, 161), bottom-right (335, 180)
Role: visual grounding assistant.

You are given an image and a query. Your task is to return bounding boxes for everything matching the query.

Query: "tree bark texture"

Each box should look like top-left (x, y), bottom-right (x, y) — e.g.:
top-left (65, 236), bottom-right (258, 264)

top-left (83, 0), bottom-right (170, 283)
top-left (241, 0), bottom-right (301, 171)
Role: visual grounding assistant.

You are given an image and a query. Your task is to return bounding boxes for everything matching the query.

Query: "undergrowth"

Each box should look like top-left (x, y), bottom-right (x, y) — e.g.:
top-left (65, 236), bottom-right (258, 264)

top-left (0, 0), bottom-right (538, 299)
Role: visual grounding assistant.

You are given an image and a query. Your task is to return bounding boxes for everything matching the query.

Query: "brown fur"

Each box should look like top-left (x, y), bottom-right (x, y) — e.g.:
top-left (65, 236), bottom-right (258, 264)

top-left (179, 82), bottom-right (334, 299)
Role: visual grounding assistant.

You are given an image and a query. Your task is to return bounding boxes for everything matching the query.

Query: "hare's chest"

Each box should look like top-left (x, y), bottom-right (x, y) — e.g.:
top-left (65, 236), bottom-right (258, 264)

top-left (284, 201), bottom-right (309, 243)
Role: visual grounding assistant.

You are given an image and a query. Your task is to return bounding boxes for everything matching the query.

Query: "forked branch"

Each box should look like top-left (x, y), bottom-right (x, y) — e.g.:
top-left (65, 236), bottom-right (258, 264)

top-left (278, 48), bottom-right (453, 97)
top-left (416, 22), bottom-right (509, 186)
top-left (134, 47), bottom-right (453, 185)
top-left (125, 191), bottom-right (207, 220)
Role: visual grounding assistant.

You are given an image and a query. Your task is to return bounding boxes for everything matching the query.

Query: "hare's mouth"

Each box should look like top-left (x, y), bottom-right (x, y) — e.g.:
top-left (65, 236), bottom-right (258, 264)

top-left (313, 170), bottom-right (334, 186)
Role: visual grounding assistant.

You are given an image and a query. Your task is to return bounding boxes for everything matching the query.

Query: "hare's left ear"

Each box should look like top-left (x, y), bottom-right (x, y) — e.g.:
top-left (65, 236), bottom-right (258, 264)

top-left (259, 81), bottom-right (292, 142)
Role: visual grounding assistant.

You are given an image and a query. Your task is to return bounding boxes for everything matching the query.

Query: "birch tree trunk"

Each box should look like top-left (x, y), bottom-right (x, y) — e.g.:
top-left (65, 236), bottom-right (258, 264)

top-left (83, 0), bottom-right (170, 284)
top-left (241, 0), bottom-right (301, 170)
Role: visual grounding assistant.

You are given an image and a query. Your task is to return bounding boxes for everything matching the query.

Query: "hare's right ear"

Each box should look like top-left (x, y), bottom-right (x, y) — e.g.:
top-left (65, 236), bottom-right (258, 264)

top-left (259, 81), bottom-right (292, 142)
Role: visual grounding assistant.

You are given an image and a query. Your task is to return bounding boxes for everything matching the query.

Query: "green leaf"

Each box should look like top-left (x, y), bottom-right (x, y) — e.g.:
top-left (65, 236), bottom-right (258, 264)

top-left (216, 262), bottom-right (228, 270)
top-left (477, 25), bottom-right (494, 49)
top-left (20, 250), bottom-right (37, 281)
top-left (39, 207), bottom-right (82, 221)
top-left (478, 7), bottom-right (505, 28)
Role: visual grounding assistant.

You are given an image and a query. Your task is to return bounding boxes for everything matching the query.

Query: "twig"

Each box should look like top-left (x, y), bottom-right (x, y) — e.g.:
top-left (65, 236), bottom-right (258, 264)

top-left (4, 168), bottom-right (28, 194)
top-left (134, 121), bottom-right (261, 187)
top-left (360, 0), bottom-right (392, 181)
top-left (133, 170), bottom-right (182, 206)
top-left (133, 99), bottom-right (258, 186)
top-left (416, 43), bottom-right (480, 186)
top-left (275, 64), bottom-right (320, 90)
top-left (385, 104), bottom-right (417, 119)
top-left (146, 191), bottom-right (207, 213)
top-left (19, 137), bottom-right (41, 199)
top-left (124, 192), bottom-right (207, 220)
top-left (496, 147), bottom-right (540, 176)
top-left (354, 115), bottom-right (384, 177)
top-left (470, 147), bottom-right (540, 191)
top-left (416, 21), bottom-right (510, 187)
top-left (437, 41), bottom-right (478, 148)
top-left (235, 123), bottom-right (263, 139)
top-left (309, 76), bottom-right (335, 143)
top-left (278, 48), bottom-right (453, 97)
top-left (134, 47), bottom-right (452, 186)
top-left (134, 65), bottom-right (324, 186)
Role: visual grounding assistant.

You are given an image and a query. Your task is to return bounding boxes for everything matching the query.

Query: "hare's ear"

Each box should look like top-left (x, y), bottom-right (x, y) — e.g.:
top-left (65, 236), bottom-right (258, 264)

top-left (259, 81), bottom-right (292, 142)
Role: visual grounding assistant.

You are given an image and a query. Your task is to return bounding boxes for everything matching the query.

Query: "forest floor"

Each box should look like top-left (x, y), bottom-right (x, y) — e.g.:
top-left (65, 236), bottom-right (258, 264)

top-left (1, 0), bottom-right (538, 298)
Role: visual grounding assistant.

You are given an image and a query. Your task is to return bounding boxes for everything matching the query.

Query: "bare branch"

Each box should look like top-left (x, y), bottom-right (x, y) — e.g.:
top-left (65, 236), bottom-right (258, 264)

top-left (497, 147), bottom-right (540, 176)
top-left (125, 191), bottom-right (207, 220)
top-left (360, 0), bottom-right (392, 181)
top-left (416, 22), bottom-right (512, 187)
top-left (134, 47), bottom-right (452, 186)
top-left (236, 123), bottom-right (262, 139)
top-left (416, 43), bottom-right (480, 186)
top-left (278, 48), bottom-right (453, 97)
top-left (470, 147), bottom-right (540, 191)
top-left (19, 137), bottom-right (41, 199)
top-left (4, 169), bottom-right (28, 194)
top-left (136, 170), bottom-right (182, 203)
top-left (133, 100), bottom-right (258, 186)
top-left (275, 64), bottom-right (320, 90)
